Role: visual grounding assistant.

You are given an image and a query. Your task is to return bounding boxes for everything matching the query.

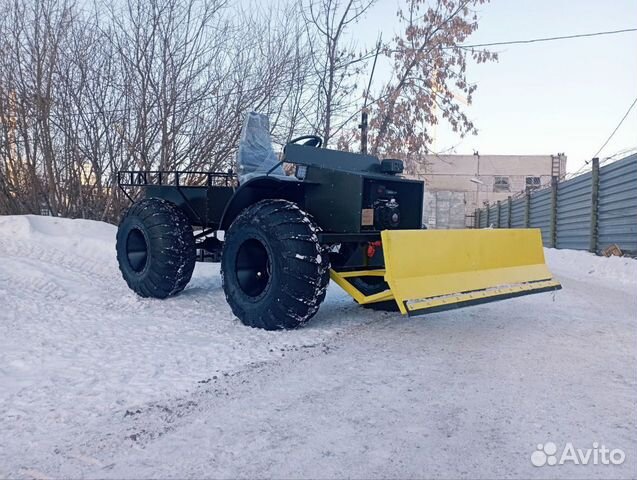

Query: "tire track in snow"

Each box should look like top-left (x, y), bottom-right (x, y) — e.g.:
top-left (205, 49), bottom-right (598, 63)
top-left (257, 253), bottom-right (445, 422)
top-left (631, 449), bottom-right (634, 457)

top-left (0, 216), bottom-right (376, 479)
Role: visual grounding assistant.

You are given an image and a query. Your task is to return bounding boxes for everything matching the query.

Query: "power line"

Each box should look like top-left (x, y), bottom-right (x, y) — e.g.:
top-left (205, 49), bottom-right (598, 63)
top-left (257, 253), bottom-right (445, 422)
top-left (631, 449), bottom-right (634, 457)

top-left (565, 146), bottom-right (637, 180)
top-left (564, 98), bottom-right (637, 179)
top-left (591, 96), bottom-right (637, 159)
top-left (599, 146), bottom-right (637, 167)
top-left (460, 27), bottom-right (637, 49)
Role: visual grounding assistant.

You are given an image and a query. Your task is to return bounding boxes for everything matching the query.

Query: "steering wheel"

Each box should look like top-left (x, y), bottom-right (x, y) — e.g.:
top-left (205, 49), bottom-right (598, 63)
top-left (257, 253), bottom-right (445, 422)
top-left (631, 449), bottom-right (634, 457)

top-left (289, 135), bottom-right (323, 148)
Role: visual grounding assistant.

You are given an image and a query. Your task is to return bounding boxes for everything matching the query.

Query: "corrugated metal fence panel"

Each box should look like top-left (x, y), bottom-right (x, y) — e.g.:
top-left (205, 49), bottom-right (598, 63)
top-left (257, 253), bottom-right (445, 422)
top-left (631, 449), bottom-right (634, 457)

top-left (510, 198), bottom-right (525, 227)
top-left (556, 171), bottom-right (592, 250)
top-left (479, 208), bottom-right (487, 228)
top-left (598, 154), bottom-right (637, 253)
top-left (529, 188), bottom-right (551, 245)
top-left (488, 205), bottom-right (498, 227)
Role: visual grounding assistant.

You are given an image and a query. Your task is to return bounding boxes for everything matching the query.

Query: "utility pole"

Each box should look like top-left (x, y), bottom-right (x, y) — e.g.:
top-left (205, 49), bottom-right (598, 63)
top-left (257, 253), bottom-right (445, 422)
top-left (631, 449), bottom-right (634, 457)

top-left (360, 35), bottom-right (382, 155)
top-left (359, 110), bottom-right (368, 155)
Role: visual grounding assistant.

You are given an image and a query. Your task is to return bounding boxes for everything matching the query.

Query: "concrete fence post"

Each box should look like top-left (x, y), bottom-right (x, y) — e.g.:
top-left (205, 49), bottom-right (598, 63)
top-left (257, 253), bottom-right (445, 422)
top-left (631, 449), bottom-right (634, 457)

top-left (589, 157), bottom-right (600, 253)
top-left (507, 196), bottom-right (512, 228)
top-left (474, 208), bottom-right (480, 228)
top-left (550, 176), bottom-right (558, 248)
top-left (524, 191), bottom-right (531, 228)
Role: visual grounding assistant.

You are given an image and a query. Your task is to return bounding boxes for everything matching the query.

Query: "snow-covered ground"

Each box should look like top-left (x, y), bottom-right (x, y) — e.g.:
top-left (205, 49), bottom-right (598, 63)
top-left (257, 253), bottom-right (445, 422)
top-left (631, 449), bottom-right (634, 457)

top-left (0, 215), bottom-right (635, 479)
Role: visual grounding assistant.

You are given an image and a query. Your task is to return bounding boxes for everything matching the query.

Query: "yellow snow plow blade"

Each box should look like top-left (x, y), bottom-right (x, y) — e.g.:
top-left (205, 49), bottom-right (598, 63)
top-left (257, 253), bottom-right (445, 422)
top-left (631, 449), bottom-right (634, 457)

top-left (330, 229), bottom-right (561, 316)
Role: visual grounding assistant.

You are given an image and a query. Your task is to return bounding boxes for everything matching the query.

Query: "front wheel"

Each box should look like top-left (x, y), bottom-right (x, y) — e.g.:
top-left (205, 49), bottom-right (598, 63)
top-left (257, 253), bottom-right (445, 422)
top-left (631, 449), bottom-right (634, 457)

top-left (221, 199), bottom-right (330, 330)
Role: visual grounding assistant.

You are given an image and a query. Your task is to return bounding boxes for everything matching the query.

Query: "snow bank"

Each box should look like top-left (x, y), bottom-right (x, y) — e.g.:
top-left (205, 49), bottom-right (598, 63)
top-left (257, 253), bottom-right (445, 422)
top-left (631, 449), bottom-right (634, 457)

top-left (0, 214), bottom-right (115, 248)
top-left (545, 247), bottom-right (637, 293)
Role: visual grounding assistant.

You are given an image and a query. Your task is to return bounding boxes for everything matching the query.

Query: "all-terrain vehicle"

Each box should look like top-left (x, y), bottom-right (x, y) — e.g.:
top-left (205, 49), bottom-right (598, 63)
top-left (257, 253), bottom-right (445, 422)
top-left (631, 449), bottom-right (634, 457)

top-left (116, 113), bottom-right (560, 330)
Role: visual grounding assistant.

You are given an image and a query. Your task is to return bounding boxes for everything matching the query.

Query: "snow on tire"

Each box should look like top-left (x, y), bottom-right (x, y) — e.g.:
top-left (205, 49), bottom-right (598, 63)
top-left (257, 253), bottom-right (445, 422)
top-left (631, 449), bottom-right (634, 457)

top-left (221, 199), bottom-right (330, 330)
top-left (116, 198), bottom-right (196, 298)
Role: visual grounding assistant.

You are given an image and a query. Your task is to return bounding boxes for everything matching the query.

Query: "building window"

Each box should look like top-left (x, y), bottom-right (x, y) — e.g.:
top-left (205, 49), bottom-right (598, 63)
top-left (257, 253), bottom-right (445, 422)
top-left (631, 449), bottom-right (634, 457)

top-left (526, 176), bottom-right (541, 191)
top-left (493, 176), bottom-right (510, 192)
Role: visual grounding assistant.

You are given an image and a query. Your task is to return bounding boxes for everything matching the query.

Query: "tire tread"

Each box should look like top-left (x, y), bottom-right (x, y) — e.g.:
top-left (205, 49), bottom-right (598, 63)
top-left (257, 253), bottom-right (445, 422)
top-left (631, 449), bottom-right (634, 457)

top-left (116, 198), bottom-right (196, 299)
top-left (221, 199), bottom-right (329, 330)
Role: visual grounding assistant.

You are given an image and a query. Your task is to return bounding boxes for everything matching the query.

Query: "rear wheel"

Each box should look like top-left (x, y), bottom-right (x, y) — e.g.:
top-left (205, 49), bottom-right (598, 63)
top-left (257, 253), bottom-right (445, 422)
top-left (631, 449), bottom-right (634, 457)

top-left (221, 199), bottom-right (329, 330)
top-left (116, 198), bottom-right (196, 298)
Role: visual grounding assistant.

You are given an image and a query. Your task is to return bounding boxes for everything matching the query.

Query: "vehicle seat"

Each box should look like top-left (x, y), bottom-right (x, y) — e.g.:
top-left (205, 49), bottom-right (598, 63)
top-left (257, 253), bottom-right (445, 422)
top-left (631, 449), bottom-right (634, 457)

top-left (236, 112), bottom-right (285, 184)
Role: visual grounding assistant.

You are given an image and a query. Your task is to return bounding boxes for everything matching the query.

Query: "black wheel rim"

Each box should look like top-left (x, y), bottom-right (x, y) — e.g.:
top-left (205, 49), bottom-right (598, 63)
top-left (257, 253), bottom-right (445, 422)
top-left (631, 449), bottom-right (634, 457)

top-left (126, 228), bottom-right (148, 272)
top-left (235, 238), bottom-right (271, 297)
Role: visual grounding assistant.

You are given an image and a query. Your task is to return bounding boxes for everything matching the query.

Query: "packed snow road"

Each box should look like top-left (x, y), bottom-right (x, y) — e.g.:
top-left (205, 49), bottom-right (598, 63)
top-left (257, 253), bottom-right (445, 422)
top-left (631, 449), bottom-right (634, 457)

top-left (0, 215), bottom-right (635, 479)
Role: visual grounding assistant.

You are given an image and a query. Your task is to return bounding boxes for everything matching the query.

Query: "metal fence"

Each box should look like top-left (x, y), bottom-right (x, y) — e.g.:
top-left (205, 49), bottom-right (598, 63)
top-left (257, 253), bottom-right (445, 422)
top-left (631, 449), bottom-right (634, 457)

top-left (474, 153), bottom-right (637, 254)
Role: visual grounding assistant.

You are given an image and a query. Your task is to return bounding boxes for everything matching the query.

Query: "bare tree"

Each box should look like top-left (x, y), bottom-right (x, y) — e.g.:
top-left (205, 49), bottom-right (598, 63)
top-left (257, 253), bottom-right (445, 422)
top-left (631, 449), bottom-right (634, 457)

top-left (0, 0), bottom-right (78, 216)
top-left (0, 0), bottom-right (496, 220)
top-left (0, 0), bottom-right (314, 221)
top-left (301, 0), bottom-right (375, 147)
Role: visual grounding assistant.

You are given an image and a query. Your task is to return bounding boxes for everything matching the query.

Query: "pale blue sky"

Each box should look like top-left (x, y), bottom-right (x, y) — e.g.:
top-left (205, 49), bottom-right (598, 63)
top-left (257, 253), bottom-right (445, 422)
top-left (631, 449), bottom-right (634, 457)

top-left (346, 0), bottom-right (637, 173)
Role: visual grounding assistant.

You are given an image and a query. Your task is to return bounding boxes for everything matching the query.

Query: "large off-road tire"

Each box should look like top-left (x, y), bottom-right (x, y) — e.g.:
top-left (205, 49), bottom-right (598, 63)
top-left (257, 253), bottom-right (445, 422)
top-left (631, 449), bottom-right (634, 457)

top-left (221, 199), bottom-right (330, 330)
top-left (116, 198), bottom-right (196, 298)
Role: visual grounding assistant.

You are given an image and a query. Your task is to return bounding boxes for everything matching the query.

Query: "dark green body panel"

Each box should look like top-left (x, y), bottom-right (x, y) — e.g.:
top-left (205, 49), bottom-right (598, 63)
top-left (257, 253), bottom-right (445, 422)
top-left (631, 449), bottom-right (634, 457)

top-left (303, 168), bottom-right (364, 233)
top-left (145, 185), bottom-right (234, 230)
top-left (139, 144), bottom-right (425, 235)
top-left (300, 166), bottom-right (424, 233)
